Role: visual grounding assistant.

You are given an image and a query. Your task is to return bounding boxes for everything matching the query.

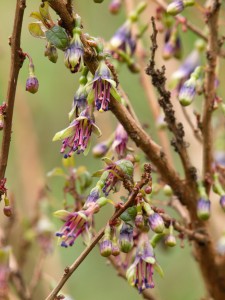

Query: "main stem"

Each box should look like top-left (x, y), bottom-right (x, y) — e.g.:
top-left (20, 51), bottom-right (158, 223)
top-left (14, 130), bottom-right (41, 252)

top-left (0, 0), bottom-right (26, 179)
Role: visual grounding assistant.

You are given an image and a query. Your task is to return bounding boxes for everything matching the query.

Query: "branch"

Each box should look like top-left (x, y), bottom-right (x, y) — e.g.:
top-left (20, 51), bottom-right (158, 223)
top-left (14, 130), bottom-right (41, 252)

top-left (0, 0), bottom-right (26, 180)
top-left (146, 17), bottom-right (196, 186)
top-left (202, 0), bottom-right (221, 193)
top-left (45, 168), bottom-right (151, 300)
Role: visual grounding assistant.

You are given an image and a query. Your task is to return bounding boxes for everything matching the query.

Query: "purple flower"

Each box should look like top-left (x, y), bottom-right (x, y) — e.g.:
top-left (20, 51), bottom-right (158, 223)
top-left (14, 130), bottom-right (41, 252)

top-left (112, 124), bottom-right (129, 158)
top-left (163, 29), bottom-right (182, 60)
top-left (167, 0), bottom-right (184, 15)
top-left (88, 61), bottom-right (119, 112)
top-left (64, 25), bottom-right (84, 73)
top-left (53, 108), bottom-right (101, 157)
top-left (26, 76), bottom-right (39, 94)
top-left (110, 21), bottom-right (136, 59)
top-left (93, 158), bottom-right (134, 196)
top-left (197, 198), bottom-right (211, 220)
top-left (148, 213), bottom-right (165, 234)
top-left (170, 50), bottom-right (200, 89)
top-left (55, 204), bottom-right (98, 247)
top-left (119, 223), bottom-right (134, 253)
top-left (126, 235), bottom-right (163, 292)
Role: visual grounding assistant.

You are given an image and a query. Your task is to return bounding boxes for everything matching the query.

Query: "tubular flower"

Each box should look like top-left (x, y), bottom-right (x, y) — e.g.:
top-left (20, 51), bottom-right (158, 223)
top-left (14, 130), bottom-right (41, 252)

top-left (55, 204), bottom-right (99, 247)
top-left (110, 20), bottom-right (136, 60)
top-left (170, 49), bottom-right (200, 89)
top-left (112, 124), bottom-right (129, 158)
top-left (64, 17), bottom-right (84, 73)
top-left (163, 28), bottom-right (182, 60)
top-left (88, 60), bottom-right (120, 112)
top-left (53, 108), bottom-right (101, 157)
top-left (93, 158), bottom-right (134, 196)
top-left (126, 235), bottom-right (163, 292)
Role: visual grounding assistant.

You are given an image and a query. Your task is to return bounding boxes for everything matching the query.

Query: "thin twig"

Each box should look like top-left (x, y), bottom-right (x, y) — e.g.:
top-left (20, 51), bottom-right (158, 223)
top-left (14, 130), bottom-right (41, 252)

top-left (181, 107), bottom-right (203, 143)
top-left (124, 0), bottom-right (174, 166)
top-left (146, 18), bottom-right (196, 186)
top-left (45, 169), bottom-right (151, 300)
top-left (202, 0), bottom-right (221, 193)
top-left (0, 0), bottom-right (26, 180)
top-left (46, 2), bottom-right (225, 299)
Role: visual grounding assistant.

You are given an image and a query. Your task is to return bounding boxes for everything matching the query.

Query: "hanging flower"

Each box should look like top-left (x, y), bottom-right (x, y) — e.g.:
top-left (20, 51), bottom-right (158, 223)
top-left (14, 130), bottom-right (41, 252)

top-left (53, 108), bottom-right (101, 157)
top-left (112, 124), bottom-right (129, 158)
top-left (64, 16), bottom-right (84, 73)
top-left (88, 60), bottom-right (121, 112)
top-left (126, 234), bottom-right (163, 292)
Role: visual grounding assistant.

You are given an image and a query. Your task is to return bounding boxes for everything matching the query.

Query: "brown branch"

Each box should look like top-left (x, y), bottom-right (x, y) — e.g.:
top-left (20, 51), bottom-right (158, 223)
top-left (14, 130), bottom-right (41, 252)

top-left (146, 18), bottom-right (196, 186)
top-left (0, 0), bottom-right (26, 180)
top-left (152, 0), bottom-right (225, 58)
top-left (46, 2), bottom-right (225, 299)
top-left (202, 0), bottom-right (221, 193)
top-left (181, 107), bottom-right (203, 144)
top-left (45, 169), bottom-right (151, 300)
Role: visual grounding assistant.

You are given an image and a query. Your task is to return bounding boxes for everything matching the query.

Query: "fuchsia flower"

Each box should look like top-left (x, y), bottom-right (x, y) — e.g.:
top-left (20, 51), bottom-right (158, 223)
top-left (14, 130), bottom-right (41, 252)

top-left (88, 60), bottom-right (120, 112)
top-left (126, 235), bottom-right (163, 293)
top-left (55, 203), bottom-right (99, 247)
top-left (53, 108), bottom-right (101, 157)
top-left (93, 158), bottom-right (134, 196)
top-left (112, 124), bottom-right (129, 158)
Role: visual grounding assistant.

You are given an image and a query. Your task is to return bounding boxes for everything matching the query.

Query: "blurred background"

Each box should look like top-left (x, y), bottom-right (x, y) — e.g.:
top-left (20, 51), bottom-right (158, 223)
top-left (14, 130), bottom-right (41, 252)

top-left (0, 0), bottom-right (220, 299)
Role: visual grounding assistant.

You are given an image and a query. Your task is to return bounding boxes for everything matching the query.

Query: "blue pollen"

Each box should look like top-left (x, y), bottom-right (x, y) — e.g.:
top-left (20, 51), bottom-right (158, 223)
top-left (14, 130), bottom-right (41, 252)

top-left (56, 232), bottom-right (63, 237)
top-left (61, 241), bottom-right (68, 248)
top-left (64, 154), bottom-right (68, 159)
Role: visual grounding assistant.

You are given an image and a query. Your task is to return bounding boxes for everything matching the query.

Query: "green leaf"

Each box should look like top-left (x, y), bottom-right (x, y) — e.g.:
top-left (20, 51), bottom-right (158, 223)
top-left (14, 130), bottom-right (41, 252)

top-left (110, 86), bottom-right (122, 103)
top-left (87, 88), bottom-right (94, 105)
top-left (52, 125), bottom-right (74, 141)
top-left (28, 22), bottom-right (45, 38)
top-left (154, 262), bottom-right (164, 278)
top-left (120, 210), bottom-right (132, 222)
top-left (117, 159), bottom-right (134, 176)
top-left (47, 167), bottom-right (66, 178)
top-left (45, 26), bottom-right (69, 50)
top-left (92, 123), bottom-right (102, 137)
top-left (39, 2), bottom-right (51, 21)
top-left (30, 11), bottom-right (43, 22)
top-left (127, 206), bottom-right (137, 219)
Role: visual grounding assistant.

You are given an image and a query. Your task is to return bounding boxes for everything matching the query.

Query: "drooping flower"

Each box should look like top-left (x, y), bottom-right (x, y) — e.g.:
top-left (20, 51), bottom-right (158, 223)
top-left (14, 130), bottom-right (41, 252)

top-left (53, 108), bottom-right (101, 157)
top-left (167, 0), bottom-right (195, 16)
top-left (197, 198), bottom-right (211, 220)
top-left (143, 203), bottom-right (165, 234)
top-left (93, 158), bottom-right (134, 196)
top-left (178, 66), bottom-right (202, 106)
top-left (162, 28), bottom-right (182, 60)
top-left (109, 0), bottom-right (122, 14)
top-left (88, 60), bottom-right (121, 112)
top-left (170, 49), bottom-right (200, 89)
top-left (112, 124), bottom-right (129, 158)
top-left (109, 20), bottom-right (136, 60)
top-left (167, 0), bottom-right (184, 15)
top-left (126, 234), bottom-right (163, 292)
top-left (55, 203), bottom-right (100, 247)
top-left (64, 16), bottom-right (84, 73)
top-left (119, 223), bottom-right (134, 253)
top-left (45, 42), bottom-right (58, 63)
